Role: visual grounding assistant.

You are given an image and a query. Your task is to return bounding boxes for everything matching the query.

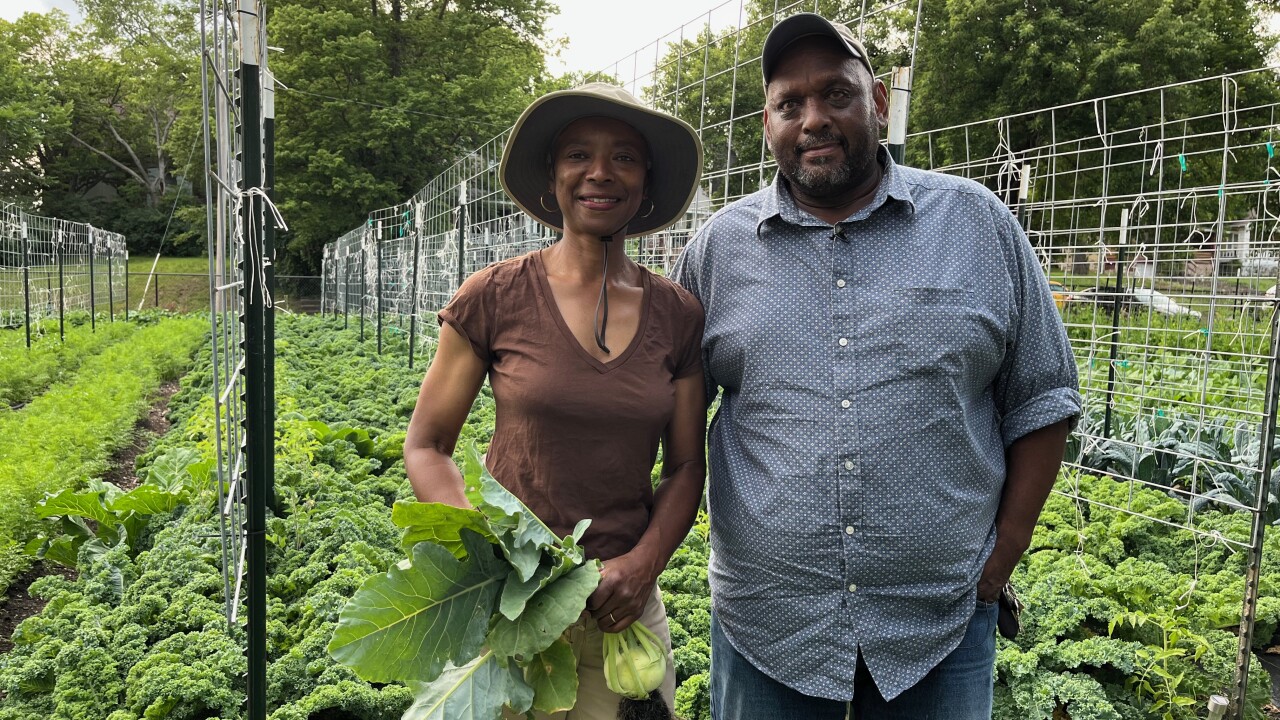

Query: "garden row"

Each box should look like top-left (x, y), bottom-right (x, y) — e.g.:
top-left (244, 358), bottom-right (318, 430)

top-left (0, 315), bottom-right (426, 719)
top-left (0, 315), bottom-right (136, 410)
top-left (0, 314), bottom-right (206, 594)
top-left (1, 312), bottom-right (1278, 719)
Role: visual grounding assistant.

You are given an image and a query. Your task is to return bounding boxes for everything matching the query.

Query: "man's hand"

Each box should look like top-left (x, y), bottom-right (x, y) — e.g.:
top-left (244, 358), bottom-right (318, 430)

top-left (977, 546), bottom-right (1018, 603)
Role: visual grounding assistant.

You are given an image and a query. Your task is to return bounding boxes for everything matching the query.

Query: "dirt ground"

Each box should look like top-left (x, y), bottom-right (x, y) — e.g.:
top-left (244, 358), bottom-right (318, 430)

top-left (0, 380), bottom-right (180, 654)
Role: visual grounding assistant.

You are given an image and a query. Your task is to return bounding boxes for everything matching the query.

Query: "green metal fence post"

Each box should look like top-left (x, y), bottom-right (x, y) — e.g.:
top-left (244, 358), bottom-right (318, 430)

top-left (21, 216), bottom-right (30, 348)
top-left (238, 2), bottom-right (269, 717)
top-left (360, 238), bottom-right (366, 341)
top-left (264, 64), bottom-right (277, 512)
top-left (375, 220), bottom-right (383, 355)
top-left (408, 204), bottom-right (421, 369)
top-left (107, 246), bottom-right (115, 322)
top-left (1103, 208), bottom-right (1128, 440)
top-left (57, 230), bottom-right (64, 342)
top-left (88, 230), bottom-right (96, 332)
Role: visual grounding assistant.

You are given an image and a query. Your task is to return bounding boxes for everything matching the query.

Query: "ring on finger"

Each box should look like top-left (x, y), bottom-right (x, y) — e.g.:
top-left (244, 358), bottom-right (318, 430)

top-left (608, 612), bottom-right (616, 623)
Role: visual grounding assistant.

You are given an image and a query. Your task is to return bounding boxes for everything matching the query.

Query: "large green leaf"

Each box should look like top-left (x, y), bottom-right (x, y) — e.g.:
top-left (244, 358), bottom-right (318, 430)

top-left (499, 547), bottom-right (580, 621)
top-left (477, 474), bottom-right (558, 583)
top-left (488, 563), bottom-right (600, 659)
top-left (328, 531), bottom-right (506, 683)
top-left (30, 536), bottom-right (81, 567)
top-left (36, 488), bottom-right (113, 527)
top-left (145, 447), bottom-right (202, 492)
top-left (109, 484), bottom-right (187, 515)
top-left (403, 651), bottom-right (534, 720)
top-left (85, 477), bottom-right (124, 506)
top-left (392, 500), bottom-right (494, 558)
top-left (525, 638), bottom-right (578, 714)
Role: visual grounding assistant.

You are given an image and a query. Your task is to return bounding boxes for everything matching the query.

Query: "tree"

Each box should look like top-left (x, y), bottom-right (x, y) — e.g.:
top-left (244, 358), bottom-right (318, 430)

top-left (10, 1), bottom-right (207, 255)
top-left (906, 0), bottom-right (1280, 244)
top-left (57, 0), bottom-right (200, 209)
top-left (0, 12), bottom-right (72, 204)
top-left (647, 0), bottom-right (917, 207)
top-left (909, 0), bottom-right (1280, 155)
top-left (269, 0), bottom-right (557, 273)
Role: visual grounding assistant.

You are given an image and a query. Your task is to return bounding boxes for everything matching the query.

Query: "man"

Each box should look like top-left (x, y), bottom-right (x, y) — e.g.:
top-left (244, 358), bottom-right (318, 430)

top-left (671, 13), bottom-right (1081, 719)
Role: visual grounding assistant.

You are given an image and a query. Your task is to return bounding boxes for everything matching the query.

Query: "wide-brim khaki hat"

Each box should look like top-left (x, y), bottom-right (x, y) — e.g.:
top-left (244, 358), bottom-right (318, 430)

top-left (500, 82), bottom-right (703, 237)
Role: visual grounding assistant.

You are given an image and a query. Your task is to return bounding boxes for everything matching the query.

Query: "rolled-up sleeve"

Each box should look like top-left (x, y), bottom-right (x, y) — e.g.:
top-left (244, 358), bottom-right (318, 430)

top-left (992, 207), bottom-right (1082, 447)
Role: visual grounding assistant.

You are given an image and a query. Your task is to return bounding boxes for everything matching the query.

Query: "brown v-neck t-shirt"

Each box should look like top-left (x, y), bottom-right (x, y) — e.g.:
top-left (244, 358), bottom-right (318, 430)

top-left (438, 250), bottom-right (704, 560)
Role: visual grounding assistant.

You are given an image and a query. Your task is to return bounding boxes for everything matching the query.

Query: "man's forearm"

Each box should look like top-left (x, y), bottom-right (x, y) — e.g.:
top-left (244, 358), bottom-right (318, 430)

top-left (978, 419), bottom-right (1071, 601)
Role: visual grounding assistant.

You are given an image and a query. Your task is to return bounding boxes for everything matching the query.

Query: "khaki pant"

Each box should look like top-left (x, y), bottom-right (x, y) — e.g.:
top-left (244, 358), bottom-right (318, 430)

top-left (505, 585), bottom-right (676, 720)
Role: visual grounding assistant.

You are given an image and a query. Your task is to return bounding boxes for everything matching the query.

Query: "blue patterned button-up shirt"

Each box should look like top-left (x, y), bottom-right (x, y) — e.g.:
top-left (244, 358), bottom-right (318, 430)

top-left (671, 149), bottom-right (1081, 701)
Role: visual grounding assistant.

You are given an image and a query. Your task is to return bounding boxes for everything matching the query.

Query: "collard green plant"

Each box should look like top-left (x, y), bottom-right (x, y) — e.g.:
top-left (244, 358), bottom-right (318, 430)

top-left (25, 447), bottom-right (209, 568)
top-left (328, 443), bottom-right (601, 719)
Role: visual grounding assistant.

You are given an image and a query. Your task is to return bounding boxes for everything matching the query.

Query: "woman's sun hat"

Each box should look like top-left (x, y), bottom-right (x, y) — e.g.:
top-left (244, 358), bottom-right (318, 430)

top-left (500, 82), bottom-right (703, 237)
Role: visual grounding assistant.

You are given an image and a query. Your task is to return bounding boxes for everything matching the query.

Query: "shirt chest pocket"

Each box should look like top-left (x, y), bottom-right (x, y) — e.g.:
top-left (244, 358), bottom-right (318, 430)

top-left (860, 287), bottom-right (1007, 389)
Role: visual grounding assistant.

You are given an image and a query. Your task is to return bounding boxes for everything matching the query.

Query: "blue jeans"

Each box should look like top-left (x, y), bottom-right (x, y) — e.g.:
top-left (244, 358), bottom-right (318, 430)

top-left (710, 600), bottom-right (998, 720)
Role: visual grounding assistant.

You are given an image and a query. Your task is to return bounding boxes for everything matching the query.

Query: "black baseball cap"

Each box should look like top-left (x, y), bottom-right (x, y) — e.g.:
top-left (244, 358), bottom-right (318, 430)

top-left (761, 13), bottom-right (875, 83)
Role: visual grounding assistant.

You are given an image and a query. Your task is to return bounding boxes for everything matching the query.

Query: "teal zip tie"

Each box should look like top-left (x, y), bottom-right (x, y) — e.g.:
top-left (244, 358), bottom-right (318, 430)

top-left (1178, 154), bottom-right (1188, 172)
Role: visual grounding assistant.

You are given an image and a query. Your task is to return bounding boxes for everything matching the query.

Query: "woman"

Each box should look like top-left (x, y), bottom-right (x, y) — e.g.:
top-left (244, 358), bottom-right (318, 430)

top-left (404, 83), bottom-right (706, 719)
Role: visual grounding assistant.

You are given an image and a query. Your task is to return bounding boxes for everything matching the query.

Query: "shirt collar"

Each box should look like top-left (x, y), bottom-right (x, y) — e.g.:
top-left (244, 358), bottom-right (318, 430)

top-left (756, 145), bottom-right (917, 235)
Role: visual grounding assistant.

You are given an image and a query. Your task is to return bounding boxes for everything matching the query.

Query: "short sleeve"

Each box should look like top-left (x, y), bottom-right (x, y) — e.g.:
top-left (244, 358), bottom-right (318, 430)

top-left (991, 205), bottom-right (1082, 446)
top-left (674, 292), bottom-right (705, 379)
top-left (437, 270), bottom-right (493, 364)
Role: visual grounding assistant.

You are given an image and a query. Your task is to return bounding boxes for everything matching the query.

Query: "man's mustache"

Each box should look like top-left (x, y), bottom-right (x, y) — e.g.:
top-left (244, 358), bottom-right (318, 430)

top-left (795, 132), bottom-right (847, 155)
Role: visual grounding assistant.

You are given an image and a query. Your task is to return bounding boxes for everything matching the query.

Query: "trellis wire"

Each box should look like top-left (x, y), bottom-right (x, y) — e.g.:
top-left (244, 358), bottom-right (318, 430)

top-left (0, 203), bottom-right (128, 342)
top-left (908, 67), bottom-right (1280, 711)
top-left (318, 0), bottom-right (1280, 711)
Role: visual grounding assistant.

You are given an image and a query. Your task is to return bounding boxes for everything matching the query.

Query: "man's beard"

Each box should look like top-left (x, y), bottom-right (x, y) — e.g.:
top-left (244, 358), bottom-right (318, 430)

top-left (777, 130), bottom-right (878, 200)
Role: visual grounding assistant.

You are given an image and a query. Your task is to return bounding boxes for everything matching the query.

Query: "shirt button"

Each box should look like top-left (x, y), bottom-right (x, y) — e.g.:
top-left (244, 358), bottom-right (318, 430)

top-left (848, 584), bottom-right (858, 593)
top-left (838, 337), bottom-right (849, 346)
top-left (836, 279), bottom-right (847, 288)
top-left (841, 399), bottom-right (851, 409)
top-left (844, 460), bottom-right (854, 471)
top-left (845, 525), bottom-right (855, 535)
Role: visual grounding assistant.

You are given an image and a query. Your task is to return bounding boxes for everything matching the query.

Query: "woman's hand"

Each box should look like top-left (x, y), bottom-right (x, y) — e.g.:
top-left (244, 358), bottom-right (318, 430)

top-left (587, 548), bottom-right (661, 633)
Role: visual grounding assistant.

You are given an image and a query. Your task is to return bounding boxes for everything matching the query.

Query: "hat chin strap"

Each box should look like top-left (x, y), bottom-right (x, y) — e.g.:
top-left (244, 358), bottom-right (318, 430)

top-left (593, 223), bottom-right (629, 354)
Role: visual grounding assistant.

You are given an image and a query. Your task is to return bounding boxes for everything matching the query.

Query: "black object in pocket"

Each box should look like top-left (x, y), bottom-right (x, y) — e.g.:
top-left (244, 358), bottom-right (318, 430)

top-left (996, 582), bottom-right (1022, 640)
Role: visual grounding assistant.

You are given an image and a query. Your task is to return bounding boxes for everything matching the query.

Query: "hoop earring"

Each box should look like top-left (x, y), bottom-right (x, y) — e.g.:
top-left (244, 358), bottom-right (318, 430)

top-left (539, 192), bottom-right (560, 214)
top-left (637, 198), bottom-right (655, 218)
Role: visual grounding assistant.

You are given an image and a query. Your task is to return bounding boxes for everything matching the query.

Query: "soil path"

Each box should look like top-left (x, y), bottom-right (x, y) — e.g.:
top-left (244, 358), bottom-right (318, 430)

top-left (0, 380), bottom-right (181, 654)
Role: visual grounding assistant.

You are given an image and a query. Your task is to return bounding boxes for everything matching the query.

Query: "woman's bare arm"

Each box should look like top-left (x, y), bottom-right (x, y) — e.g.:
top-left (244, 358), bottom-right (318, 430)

top-left (403, 323), bottom-right (488, 508)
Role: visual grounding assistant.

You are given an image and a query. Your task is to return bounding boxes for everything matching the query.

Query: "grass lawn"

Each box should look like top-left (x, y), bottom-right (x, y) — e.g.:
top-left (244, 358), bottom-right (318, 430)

top-left (127, 256), bottom-right (211, 313)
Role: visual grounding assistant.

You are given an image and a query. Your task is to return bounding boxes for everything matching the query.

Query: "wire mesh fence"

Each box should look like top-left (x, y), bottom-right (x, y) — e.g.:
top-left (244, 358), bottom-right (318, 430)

top-left (317, 0), bottom-right (1280, 712)
top-left (122, 271), bottom-right (319, 314)
top-left (0, 203), bottom-right (129, 341)
top-left (907, 70), bottom-right (1280, 533)
top-left (905, 69), bottom-right (1280, 707)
